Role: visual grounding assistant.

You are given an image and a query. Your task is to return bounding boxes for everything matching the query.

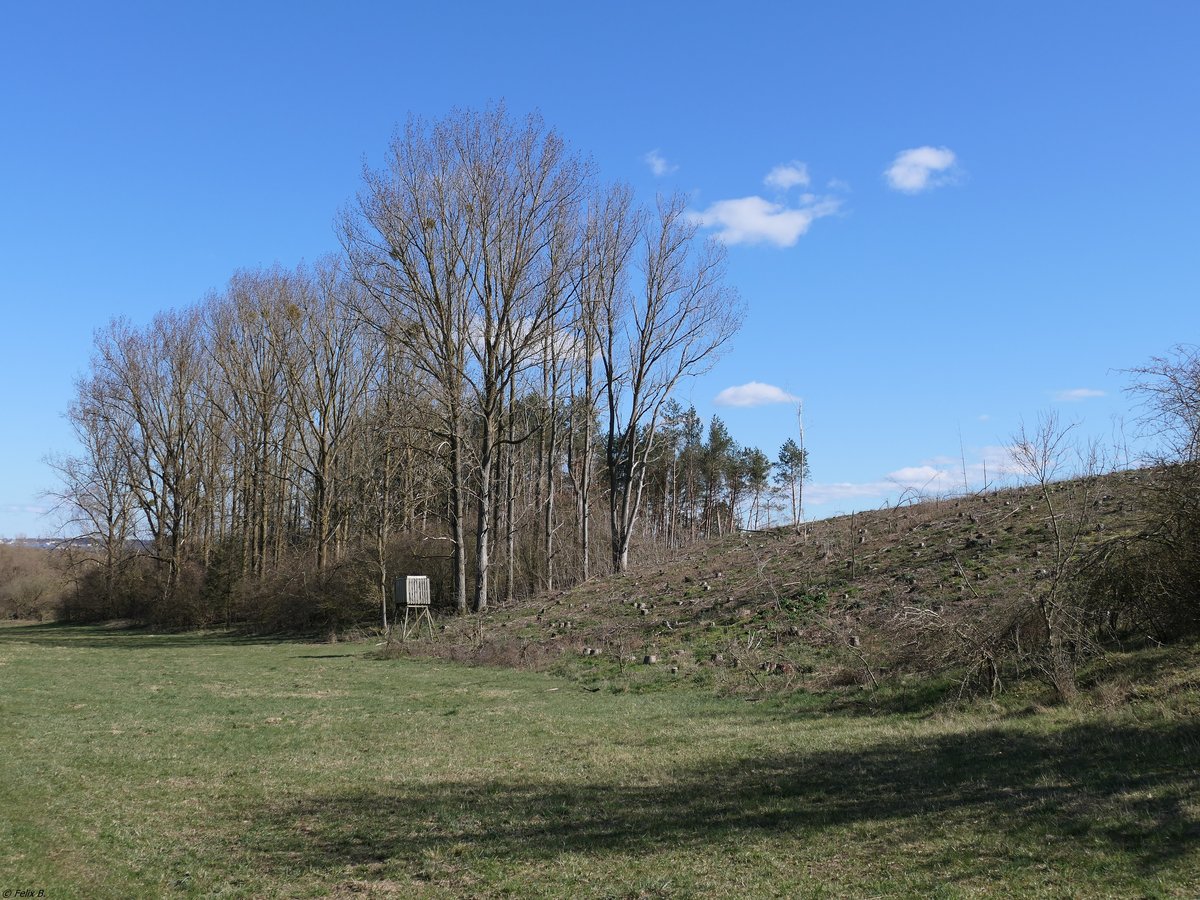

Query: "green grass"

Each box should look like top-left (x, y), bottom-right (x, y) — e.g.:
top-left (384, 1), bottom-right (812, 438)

top-left (2, 624), bottom-right (1199, 897)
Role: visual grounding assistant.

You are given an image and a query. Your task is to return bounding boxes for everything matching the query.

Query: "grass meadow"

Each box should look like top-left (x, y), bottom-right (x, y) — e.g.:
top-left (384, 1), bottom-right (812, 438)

top-left (2, 624), bottom-right (1198, 898)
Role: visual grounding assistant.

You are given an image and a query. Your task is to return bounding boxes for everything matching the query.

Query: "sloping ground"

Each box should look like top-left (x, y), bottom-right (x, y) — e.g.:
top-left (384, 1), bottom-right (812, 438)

top-left (407, 468), bottom-right (1156, 698)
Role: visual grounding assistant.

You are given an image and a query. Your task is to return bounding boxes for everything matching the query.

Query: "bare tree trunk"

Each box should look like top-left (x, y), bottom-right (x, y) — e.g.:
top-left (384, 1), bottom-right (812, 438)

top-left (474, 420), bottom-right (494, 613)
top-left (449, 425), bottom-right (469, 614)
top-left (505, 380), bottom-right (517, 601)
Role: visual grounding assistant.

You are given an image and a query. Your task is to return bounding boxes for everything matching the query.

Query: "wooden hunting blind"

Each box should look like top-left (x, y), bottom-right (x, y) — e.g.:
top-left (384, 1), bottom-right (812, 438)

top-left (395, 575), bottom-right (434, 641)
top-left (399, 575), bottom-right (431, 606)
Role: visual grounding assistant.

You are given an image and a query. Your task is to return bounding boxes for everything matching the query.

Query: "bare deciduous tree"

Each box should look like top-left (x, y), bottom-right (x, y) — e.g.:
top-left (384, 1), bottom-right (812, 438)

top-left (593, 193), bottom-right (743, 572)
top-left (1009, 411), bottom-right (1097, 701)
top-left (95, 311), bottom-right (208, 606)
top-left (345, 105), bottom-right (588, 611)
top-left (47, 373), bottom-right (137, 615)
top-left (567, 184), bottom-right (637, 580)
top-left (280, 258), bottom-right (379, 570)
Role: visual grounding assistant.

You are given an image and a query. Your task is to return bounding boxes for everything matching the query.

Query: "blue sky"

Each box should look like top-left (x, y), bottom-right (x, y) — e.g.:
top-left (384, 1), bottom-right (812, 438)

top-left (2, 2), bottom-right (1198, 536)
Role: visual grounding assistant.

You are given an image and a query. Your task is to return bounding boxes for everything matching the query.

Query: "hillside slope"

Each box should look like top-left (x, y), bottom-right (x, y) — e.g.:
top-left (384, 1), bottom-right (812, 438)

top-left (405, 468), bottom-right (1163, 699)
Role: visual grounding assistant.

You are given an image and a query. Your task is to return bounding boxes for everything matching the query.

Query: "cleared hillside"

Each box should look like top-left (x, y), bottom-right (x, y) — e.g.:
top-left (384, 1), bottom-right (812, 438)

top-left (409, 468), bottom-right (1158, 700)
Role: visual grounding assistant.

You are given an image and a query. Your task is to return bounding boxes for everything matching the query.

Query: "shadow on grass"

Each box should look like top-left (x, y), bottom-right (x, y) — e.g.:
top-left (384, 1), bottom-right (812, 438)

top-left (824, 675), bottom-right (970, 716)
top-left (242, 720), bottom-right (1200, 886)
top-left (0, 622), bottom-right (312, 651)
top-left (1079, 641), bottom-right (1195, 688)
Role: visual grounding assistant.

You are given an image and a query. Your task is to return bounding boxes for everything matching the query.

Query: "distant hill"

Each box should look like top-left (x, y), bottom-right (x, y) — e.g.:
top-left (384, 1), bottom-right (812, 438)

top-left (0, 537), bottom-right (93, 550)
top-left (0, 537), bottom-right (151, 551)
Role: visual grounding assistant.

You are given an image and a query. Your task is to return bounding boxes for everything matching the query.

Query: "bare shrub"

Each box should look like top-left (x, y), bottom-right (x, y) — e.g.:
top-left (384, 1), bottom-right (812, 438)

top-left (820, 664), bottom-right (871, 689)
top-left (1093, 677), bottom-right (1134, 709)
top-left (230, 551), bottom-right (378, 633)
top-left (1082, 348), bottom-right (1200, 643)
top-left (0, 545), bottom-right (66, 620)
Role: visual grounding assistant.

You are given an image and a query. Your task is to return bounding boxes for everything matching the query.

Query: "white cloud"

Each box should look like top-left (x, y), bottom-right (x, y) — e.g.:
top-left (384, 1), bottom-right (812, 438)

top-left (803, 445), bottom-right (1024, 513)
top-left (714, 381), bottom-right (799, 407)
top-left (690, 195), bottom-right (841, 247)
top-left (764, 161), bottom-right (810, 191)
top-left (1053, 388), bottom-right (1106, 402)
top-left (885, 146), bottom-right (958, 193)
top-left (3, 504), bottom-right (48, 516)
top-left (643, 149), bottom-right (678, 177)
top-left (691, 161), bottom-right (843, 247)
top-left (804, 481), bottom-right (891, 506)
top-left (887, 465), bottom-right (952, 488)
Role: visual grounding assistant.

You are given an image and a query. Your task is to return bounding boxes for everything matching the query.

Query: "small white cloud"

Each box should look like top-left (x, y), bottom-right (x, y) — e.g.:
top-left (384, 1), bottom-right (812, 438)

top-left (924, 454), bottom-right (960, 467)
top-left (826, 177), bottom-right (852, 192)
top-left (1053, 388), bottom-right (1106, 402)
top-left (805, 481), bottom-right (889, 506)
top-left (714, 381), bottom-right (800, 407)
top-left (888, 465), bottom-right (953, 489)
top-left (643, 149), bottom-right (678, 177)
top-left (977, 414), bottom-right (991, 422)
top-left (764, 161), bottom-right (810, 191)
top-left (885, 146), bottom-right (958, 193)
top-left (690, 195), bottom-right (840, 247)
top-left (2, 503), bottom-right (48, 515)
top-left (803, 444), bottom-right (1024, 512)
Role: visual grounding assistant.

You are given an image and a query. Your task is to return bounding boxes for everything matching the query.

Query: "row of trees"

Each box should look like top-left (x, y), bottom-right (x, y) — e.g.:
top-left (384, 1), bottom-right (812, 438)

top-left (636, 407), bottom-right (809, 542)
top-left (50, 107), bottom-right (812, 628)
